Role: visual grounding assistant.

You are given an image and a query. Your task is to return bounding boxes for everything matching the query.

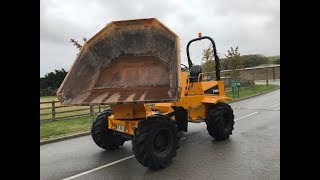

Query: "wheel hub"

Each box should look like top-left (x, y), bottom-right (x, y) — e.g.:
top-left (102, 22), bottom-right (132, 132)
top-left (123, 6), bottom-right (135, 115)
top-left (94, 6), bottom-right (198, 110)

top-left (153, 129), bottom-right (170, 154)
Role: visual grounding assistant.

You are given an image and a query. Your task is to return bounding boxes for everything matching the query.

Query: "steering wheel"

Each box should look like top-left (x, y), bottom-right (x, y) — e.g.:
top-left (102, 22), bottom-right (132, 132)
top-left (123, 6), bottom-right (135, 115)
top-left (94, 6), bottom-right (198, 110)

top-left (181, 64), bottom-right (188, 71)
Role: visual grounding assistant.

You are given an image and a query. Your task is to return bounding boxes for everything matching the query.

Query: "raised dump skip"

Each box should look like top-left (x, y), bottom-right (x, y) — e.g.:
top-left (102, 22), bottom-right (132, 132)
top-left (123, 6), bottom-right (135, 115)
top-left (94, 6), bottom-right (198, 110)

top-left (57, 18), bottom-right (181, 106)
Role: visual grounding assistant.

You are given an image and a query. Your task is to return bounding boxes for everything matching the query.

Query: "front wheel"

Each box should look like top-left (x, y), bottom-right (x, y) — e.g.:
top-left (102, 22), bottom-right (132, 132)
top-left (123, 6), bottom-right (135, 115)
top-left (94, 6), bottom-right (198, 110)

top-left (132, 116), bottom-right (178, 170)
top-left (91, 110), bottom-right (126, 150)
top-left (206, 103), bottom-right (235, 141)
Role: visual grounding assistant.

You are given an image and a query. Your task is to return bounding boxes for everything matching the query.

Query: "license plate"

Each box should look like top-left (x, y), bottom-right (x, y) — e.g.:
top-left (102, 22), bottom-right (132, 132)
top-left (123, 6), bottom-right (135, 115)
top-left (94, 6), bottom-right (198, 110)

top-left (116, 125), bottom-right (124, 132)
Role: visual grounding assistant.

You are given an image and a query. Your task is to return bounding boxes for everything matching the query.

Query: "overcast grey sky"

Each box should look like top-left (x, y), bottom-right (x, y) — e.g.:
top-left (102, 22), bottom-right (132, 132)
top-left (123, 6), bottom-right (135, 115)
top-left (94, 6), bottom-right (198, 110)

top-left (40, 0), bottom-right (280, 77)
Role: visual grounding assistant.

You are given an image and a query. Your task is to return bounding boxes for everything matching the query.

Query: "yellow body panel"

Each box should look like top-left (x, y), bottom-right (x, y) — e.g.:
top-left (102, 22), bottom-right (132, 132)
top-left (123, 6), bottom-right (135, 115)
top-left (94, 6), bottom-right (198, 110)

top-left (108, 71), bottom-right (232, 135)
top-left (201, 96), bottom-right (232, 104)
top-left (154, 72), bottom-right (231, 122)
top-left (174, 95), bottom-right (206, 122)
top-left (108, 115), bottom-right (140, 135)
top-left (111, 103), bottom-right (152, 119)
top-left (154, 103), bottom-right (174, 113)
top-left (186, 81), bottom-right (218, 95)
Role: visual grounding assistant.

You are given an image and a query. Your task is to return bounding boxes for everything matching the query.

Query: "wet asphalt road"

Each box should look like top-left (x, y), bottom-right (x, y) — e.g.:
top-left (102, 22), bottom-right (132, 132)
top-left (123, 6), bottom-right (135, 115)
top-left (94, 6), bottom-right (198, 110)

top-left (40, 89), bottom-right (280, 180)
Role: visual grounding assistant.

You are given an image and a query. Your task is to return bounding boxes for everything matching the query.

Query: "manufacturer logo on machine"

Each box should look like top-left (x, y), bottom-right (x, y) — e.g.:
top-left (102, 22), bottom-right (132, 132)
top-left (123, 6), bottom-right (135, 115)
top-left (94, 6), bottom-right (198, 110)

top-left (213, 89), bottom-right (219, 93)
top-left (204, 85), bottom-right (219, 94)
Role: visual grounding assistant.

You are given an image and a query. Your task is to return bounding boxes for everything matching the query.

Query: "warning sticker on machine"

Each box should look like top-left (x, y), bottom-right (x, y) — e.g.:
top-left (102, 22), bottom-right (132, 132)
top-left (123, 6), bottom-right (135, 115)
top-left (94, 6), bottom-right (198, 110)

top-left (116, 125), bottom-right (124, 132)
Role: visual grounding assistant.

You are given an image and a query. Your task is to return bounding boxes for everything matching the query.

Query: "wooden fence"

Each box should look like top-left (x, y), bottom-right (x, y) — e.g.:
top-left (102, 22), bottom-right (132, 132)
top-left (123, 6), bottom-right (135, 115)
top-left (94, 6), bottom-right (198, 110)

top-left (220, 64), bottom-right (280, 85)
top-left (40, 101), bottom-right (110, 123)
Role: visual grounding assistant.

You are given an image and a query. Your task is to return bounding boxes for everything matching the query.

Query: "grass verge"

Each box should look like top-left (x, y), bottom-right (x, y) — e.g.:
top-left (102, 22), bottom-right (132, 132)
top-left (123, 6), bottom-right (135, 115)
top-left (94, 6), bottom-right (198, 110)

top-left (40, 116), bottom-right (93, 141)
top-left (226, 84), bottom-right (279, 100)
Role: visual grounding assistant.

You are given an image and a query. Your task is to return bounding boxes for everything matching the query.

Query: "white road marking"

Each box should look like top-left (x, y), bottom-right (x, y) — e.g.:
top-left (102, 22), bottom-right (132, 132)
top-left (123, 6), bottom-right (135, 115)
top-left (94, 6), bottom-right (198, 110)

top-left (270, 103), bottom-right (280, 108)
top-left (63, 112), bottom-right (260, 179)
top-left (235, 112), bottom-right (259, 121)
top-left (62, 155), bottom-right (134, 180)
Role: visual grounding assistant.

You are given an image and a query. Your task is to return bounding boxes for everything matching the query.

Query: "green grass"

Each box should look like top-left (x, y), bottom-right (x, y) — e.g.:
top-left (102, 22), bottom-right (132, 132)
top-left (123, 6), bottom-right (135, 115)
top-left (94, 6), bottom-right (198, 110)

top-left (226, 84), bottom-right (279, 100)
top-left (40, 96), bottom-right (58, 102)
top-left (40, 84), bottom-right (279, 141)
top-left (40, 116), bottom-right (93, 141)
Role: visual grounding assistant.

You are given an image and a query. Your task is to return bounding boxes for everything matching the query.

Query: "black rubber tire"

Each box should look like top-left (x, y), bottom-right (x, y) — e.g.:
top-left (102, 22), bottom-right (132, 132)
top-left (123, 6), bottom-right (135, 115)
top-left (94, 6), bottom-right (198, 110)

top-left (205, 103), bottom-right (235, 141)
top-left (132, 116), bottom-right (178, 170)
top-left (176, 128), bottom-right (182, 149)
top-left (91, 110), bottom-right (125, 150)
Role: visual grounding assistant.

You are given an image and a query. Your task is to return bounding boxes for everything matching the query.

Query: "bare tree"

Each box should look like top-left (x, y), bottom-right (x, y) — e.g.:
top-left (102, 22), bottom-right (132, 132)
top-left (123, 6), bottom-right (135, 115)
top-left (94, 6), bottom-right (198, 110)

top-left (225, 46), bottom-right (243, 82)
top-left (70, 38), bottom-right (82, 50)
top-left (201, 45), bottom-right (216, 79)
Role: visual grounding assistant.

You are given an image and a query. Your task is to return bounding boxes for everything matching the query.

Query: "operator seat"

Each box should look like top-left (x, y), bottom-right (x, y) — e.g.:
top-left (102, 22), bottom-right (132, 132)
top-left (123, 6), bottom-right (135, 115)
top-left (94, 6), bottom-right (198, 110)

top-left (189, 65), bottom-right (203, 82)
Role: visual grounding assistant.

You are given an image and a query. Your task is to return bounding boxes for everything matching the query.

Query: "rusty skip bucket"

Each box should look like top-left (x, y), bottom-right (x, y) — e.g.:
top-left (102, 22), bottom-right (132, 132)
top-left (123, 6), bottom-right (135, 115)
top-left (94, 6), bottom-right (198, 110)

top-left (57, 18), bottom-right (181, 106)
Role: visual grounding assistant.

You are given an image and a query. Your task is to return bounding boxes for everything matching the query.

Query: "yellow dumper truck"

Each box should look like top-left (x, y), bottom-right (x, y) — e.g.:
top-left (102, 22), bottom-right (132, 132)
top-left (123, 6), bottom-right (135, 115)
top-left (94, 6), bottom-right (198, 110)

top-left (57, 18), bottom-right (234, 170)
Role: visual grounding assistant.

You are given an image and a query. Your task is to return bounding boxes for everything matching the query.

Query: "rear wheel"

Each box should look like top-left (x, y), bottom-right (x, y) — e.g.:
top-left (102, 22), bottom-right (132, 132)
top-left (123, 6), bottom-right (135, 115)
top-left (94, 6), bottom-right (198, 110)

top-left (132, 116), bottom-right (178, 170)
top-left (206, 103), bottom-right (235, 141)
top-left (91, 110), bottom-right (126, 150)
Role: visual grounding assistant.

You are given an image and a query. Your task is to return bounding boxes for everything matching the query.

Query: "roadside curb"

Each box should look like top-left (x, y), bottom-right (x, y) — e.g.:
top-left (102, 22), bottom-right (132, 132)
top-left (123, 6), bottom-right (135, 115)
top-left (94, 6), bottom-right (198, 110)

top-left (40, 87), bottom-right (280, 145)
top-left (40, 131), bottom-right (90, 145)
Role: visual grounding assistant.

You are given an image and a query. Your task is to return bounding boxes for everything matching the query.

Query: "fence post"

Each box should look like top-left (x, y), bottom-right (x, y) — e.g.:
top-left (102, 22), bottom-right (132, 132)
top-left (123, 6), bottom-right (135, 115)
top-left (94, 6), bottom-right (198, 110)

top-left (273, 67), bottom-right (275, 81)
top-left (251, 69), bottom-right (255, 89)
top-left (98, 105), bottom-right (101, 113)
top-left (251, 69), bottom-right (255, 82)
top-left (266, 68), bottom-right (269, 86)
top-left (52, 101), bottom-right (56, 121)
top-left (90, 105), bottom-right (94, 116)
